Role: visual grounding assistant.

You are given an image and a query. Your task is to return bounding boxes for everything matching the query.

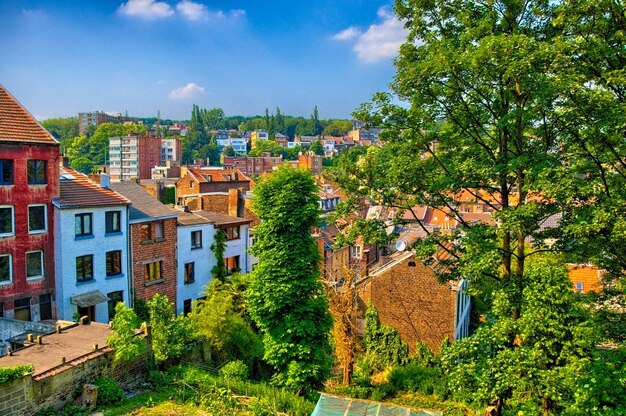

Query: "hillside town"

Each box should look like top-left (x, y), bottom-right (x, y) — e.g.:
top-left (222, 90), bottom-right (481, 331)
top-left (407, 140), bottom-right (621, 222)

top-left (2, 1), bottom-right (626, 415)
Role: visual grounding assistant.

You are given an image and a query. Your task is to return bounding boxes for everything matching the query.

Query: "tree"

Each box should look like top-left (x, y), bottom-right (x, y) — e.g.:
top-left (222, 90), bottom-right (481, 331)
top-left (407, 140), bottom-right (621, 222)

top-left (70, 157), bottom-right (94, 174)
top-left (147, 294), bottom-right (191, 363)
top-left (309, 140), bottom-right (324, 156)
top-left (248, 139), bottom-right (283, 157)
top-left (41, 117), bottom-right (79, 141)
top-left (211, 229), bottom-right (228, 282)
top-left (247, 165), bottom-right (332, 392)
top-left (189, 275), bottom-right (263, 367)
top-left (323, 120), bottom-right (352, 137)
top-left (107, 302), bottom-right (145, 364)
top-left (222, 145), bottom-right (236, 157)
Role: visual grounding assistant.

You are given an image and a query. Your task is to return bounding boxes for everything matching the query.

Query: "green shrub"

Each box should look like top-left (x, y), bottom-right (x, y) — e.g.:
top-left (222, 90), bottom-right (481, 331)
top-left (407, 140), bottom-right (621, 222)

top-left (94, 377), bottom-right (124, 406)
top-left (387, 364), bottom-right (446, 397)
top-left (219, 360), bottom-right (249, 382)
top-left (0, 364), bottom-right (34, 384)
top-left (32, 406), bottom-right (57, 416)
top-left (59, 405), bottom-right (87, 416)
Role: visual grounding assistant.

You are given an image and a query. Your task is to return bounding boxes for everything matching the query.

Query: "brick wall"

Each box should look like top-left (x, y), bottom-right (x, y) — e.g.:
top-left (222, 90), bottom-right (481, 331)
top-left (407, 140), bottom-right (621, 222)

top-left (130, 218), bottom-right (178, 308)
top-left (357, 256), bottom-right (457, 353)
top-left (0, 377), bottom-right (26, 416)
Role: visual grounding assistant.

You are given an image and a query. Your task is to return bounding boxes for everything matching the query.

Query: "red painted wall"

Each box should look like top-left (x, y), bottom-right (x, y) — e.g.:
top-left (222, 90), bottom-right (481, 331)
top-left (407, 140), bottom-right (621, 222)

top-left (0, 142), bottom-right (60, 319)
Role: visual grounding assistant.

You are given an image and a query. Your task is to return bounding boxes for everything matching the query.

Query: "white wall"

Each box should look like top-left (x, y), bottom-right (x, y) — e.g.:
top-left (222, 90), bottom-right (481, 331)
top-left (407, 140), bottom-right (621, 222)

top-left (176, 222), bottom-right (216, 315)
top-left (54, 205), bottom-right (130, 323)
top-left (223, 224), bottom-right (252, 274)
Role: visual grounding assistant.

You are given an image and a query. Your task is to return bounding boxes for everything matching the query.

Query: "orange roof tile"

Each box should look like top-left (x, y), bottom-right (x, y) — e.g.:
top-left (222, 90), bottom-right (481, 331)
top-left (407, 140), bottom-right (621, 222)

top-left (567, 264), bottom-right (603, 294)
top-left (0, 85), bottom-right (58, 144)
top-left (55, 167), bottom-right (130, 208)
top-left (188, 168), bottom-right (250, 183)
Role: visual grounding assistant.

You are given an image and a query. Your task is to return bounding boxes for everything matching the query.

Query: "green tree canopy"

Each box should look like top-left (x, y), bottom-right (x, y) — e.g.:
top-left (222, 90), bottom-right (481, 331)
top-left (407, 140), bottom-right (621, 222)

top-left (70, 157), bottom-right (94, 174)
top-left (247, 165), bottom-right (332, 392)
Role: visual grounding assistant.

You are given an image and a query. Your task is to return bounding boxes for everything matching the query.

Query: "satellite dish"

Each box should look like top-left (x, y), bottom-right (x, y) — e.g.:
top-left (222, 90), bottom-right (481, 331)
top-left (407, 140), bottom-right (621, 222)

top-left (395, 241), bottom-right (406, 252)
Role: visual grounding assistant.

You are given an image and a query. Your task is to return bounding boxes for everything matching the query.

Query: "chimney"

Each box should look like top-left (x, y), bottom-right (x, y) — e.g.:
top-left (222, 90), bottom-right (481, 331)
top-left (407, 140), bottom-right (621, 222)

top-left (100, 173), bottom-right (110, 188)
top-left (228, 188), bottom-right (240, 217)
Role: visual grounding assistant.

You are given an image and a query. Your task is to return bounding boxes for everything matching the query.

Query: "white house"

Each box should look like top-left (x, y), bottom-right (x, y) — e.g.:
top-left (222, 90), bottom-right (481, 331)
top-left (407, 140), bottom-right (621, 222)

top-left (176, 210), bottom-right (216, 316)
top-left (53, 168), bottom-right (131, 323)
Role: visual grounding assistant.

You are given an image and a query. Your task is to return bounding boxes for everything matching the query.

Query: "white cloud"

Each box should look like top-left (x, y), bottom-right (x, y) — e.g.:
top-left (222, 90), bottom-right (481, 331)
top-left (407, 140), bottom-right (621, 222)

top-left (333, 26), bottom-right (361, 41)
top-left (335, 6), bottom-right (409, 64)
top-left (176, 0), bottom-right (208, 21)
top-left (118, 0), bottom-right (174, 19)
top-left (169, 83), bottom-right (206, 100)
top-left (175, 1), bottom-right (245, 21)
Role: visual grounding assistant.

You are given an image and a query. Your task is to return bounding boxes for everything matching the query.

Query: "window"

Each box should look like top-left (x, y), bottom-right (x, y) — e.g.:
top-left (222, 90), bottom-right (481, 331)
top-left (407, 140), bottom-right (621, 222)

top-left (76, 255), bottom-right (93, 283)
top-left (575, 282), bottom-right (584, 292)
top-left (75, 213), bottom-right (92, 237)
top-left (145, 261), bottom-right (162, 282)
top-left (183, 299), bottom-right (192, 316)
top-left (0, 160), bottom-right (13, 185)
top-left (225, 226), bottom-right (240, 240)
top-left (225, 255), bottom-right (240, 276)
top-left (0, 254), bottom-right (11, 284)
top-left (0, 206), bottom-right (14, 236)
top-left (191, 231), bottom-right (202, 249)
top-left (28, 205), bottom-right (47, 233)
top-left (0, 302), bottom-right (3, 318)
top-left (39, 294), bottom-right (52, 320)
top-left (184, 262), bottom-right (195, 284)
top-left (154, 221), bottom-right (164, 239)
top-left (105, 211), bottom-right (121, 234)
top-left (27, 160), bottom-right (46, 184)
top-left (14, 297), bottom-right (31, 321)
top-left (26, 251), bottom-right (44, 279)
top-left (142, 221), bottom-right (164, 242)
top-left (107, 291), bottom-right (123, 321)
top-left (106, 250), bottom-right (122, 276)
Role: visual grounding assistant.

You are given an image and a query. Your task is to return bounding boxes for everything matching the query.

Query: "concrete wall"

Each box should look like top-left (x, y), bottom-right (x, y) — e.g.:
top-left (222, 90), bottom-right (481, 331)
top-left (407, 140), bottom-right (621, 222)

top-left (176, 222), bottom-right (216, 315)
top-left (54, 205), bottom-right (130, 323)
top-left (0, 318), bottom-right (55, 355)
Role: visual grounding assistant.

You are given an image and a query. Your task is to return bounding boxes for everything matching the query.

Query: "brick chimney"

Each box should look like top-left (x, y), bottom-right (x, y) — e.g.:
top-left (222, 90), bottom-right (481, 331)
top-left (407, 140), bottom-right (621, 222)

top-left (228, 188), bottom-right (241, 217)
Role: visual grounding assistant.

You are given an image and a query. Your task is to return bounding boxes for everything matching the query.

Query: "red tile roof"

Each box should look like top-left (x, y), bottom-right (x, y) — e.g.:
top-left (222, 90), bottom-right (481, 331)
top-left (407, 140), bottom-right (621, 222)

top-left (55, 167), bottom-right (130, 208)
top-left (188, 168), bottom-right (250, 183)
top-left (0, 85), bottom-right (58, 144)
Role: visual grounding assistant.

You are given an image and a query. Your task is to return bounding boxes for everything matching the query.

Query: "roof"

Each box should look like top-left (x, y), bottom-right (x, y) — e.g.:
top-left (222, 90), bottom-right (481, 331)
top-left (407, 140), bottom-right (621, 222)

top-left (194, 210), bottom-right (252, 227)
top-left (0, 85), bottom-right (58, 144)
top-left (177, 210), bottom-right (212, 226)
top-left (312, 394), bottom-right (441, 416)
top-left (109, 181), bottom-right (178, 222)
top-left (187, 168), bottom-right (250, 184)
top-left (54, 167), bottom-right (130, 209)
top-left (0, 321), bottom-right (112, 379)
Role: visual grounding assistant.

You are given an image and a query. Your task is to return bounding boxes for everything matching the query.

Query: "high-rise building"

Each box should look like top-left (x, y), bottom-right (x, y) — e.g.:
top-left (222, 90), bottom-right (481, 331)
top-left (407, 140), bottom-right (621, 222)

top-left (108, 135), bottom-right (161, 181)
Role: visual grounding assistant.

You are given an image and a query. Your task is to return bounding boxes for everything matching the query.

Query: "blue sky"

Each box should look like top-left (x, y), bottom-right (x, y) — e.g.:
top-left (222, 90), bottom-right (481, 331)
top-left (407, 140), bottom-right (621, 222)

top-left (0, 0), bottom-right (407, 121)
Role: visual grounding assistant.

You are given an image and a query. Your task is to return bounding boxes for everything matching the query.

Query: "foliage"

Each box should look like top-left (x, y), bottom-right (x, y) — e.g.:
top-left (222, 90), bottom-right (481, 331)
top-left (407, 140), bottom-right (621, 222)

top-left (309, 140), bottom-right (324, 156)
top-left (323, 119), bottom-right (353, 137)
top-left (41, 117), bottom-right (78, 141)
top-left (283, 144), bottom-right (302, 161)
top-left (188, 276), bottom-right (263, 367)
top-left (363, 304), bottom-right (409, 368)
top-left (94, 377), bottom-right (125, 407)
top-left (219, 360), bottom-right (249, 382)
top-left (441, 255), bottom-right (597, 413)
top-left (133, 296), bottom-right (150, 323)
top-left (248, 139), bottom-right (283, 157)
top-left (0, 364), bottom-right (34, 384)
top-left (147, 294), bottom-right (191, 363)
top-left (387, 364), bottom-right (446, 397)
top-left (221, 144), bottom-right (236, 157)
top-left (210, 229), bottom-right (228, 282)
top-left (66, 122), bottom-right (126, 165)
top-left (70, 156), bottom-right (94, 174)
top-left (161, 186), bottom-right (175, 205)
top-left (107, 302), bottom-right (145, 364)
top-left (247, 165), bottom-right (332, 392)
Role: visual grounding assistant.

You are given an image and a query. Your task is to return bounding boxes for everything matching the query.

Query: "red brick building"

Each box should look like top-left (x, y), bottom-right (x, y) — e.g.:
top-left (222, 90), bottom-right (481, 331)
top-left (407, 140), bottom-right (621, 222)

top-left (222, 154), bottom-right (283, 177)
top-left (109, 181), bottom-right (178, 308)
top-left (0, 86), bottom-right (60, 321)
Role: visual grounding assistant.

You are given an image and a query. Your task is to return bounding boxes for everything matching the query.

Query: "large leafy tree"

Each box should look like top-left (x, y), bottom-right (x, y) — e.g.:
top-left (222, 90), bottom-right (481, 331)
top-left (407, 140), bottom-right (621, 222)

top-left (247, 165), bottom-right (332, 392)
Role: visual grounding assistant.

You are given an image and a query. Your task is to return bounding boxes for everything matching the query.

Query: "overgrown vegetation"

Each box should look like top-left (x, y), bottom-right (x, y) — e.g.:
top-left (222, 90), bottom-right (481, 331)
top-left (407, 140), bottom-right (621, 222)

top-left (0, 364), bottom-right (34, 384)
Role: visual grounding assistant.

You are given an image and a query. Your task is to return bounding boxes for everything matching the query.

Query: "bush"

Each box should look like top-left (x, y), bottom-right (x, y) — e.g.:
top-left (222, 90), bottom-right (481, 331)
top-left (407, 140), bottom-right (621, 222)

top-left (219, 360), bottom-right (249, 382)
top-left (32, 407), bottom-right (57, 416)
top-left (387, 364), bottom-right (446, 397)
top-left (0, 364), bottom-right (34, 384)
top-left (94, 377), bottom-right (124, 406)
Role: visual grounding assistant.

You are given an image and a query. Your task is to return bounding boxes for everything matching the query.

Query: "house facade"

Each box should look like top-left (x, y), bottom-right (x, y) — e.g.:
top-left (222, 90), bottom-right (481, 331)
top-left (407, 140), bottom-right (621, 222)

top-left (176, 211), bottom-right (216, 316)
top-left (53, 169), bottom-right (131, 323)
top-left (108, 135), bottom-right (161, 181)
top-left (109, 181), bottom-right (179, 308)
top-left (0, 86), bottom-right (60, 322)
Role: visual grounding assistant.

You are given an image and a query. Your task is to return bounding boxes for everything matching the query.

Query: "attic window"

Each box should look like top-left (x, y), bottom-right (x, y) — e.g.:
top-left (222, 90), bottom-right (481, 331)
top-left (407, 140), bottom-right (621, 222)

top-left (575, 282), bottom-right (584, 292)
top-left (201, 174), bottom-right (212, 182)
top-left (408, 261), bottom-right (416, 267)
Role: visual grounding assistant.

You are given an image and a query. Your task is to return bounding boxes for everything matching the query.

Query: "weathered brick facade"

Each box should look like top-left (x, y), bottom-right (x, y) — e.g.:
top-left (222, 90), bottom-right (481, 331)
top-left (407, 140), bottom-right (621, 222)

top-left (130, 218), bottom-right (178, 307)
top-left (358, 253), bottom-right (457, 353)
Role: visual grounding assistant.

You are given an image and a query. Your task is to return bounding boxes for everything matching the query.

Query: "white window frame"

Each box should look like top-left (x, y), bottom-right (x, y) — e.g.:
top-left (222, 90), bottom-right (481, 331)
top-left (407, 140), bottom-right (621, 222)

top-left (28, 204), bottom-right (47, 234)
top-left (0, 254), bottom-right (12, 285)
top-left (25, 250), bottom-right (44, 280)
top-left (0, 205), bottom-right (14, 237)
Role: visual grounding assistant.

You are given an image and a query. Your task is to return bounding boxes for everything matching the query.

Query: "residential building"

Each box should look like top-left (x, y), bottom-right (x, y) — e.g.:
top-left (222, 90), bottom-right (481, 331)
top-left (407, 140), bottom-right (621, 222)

top-left (357, 250), bottom-right (471, 352)
top-left (222, 154), bottom-right (283, 177)
top-left (161, 138), bottom-right (182, 164)
top-left (109, 181), bottom-right (179, 308)
top-left (0, 86), bottom-right (60, 322)
top-left (250, 129), bottom-right (269, 148)
top-left (78, 111), bottom-right (131, 135)
top-left (298, 154), bottom-right (323, 176)
top-left (194, 211), bottom-right (254, 274)
top-left (294, 135), bottom-right (317, 148)
top-left (176, 210), bottom-right (216, 316)
top-left (108, 135), bottom-right (161, 181)
top-left (176, 167), bottom-right (251, 205)
top-left (53, 169), bottom-right (130, 323)
top-left (151, 161), bottom-right (181, 179)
